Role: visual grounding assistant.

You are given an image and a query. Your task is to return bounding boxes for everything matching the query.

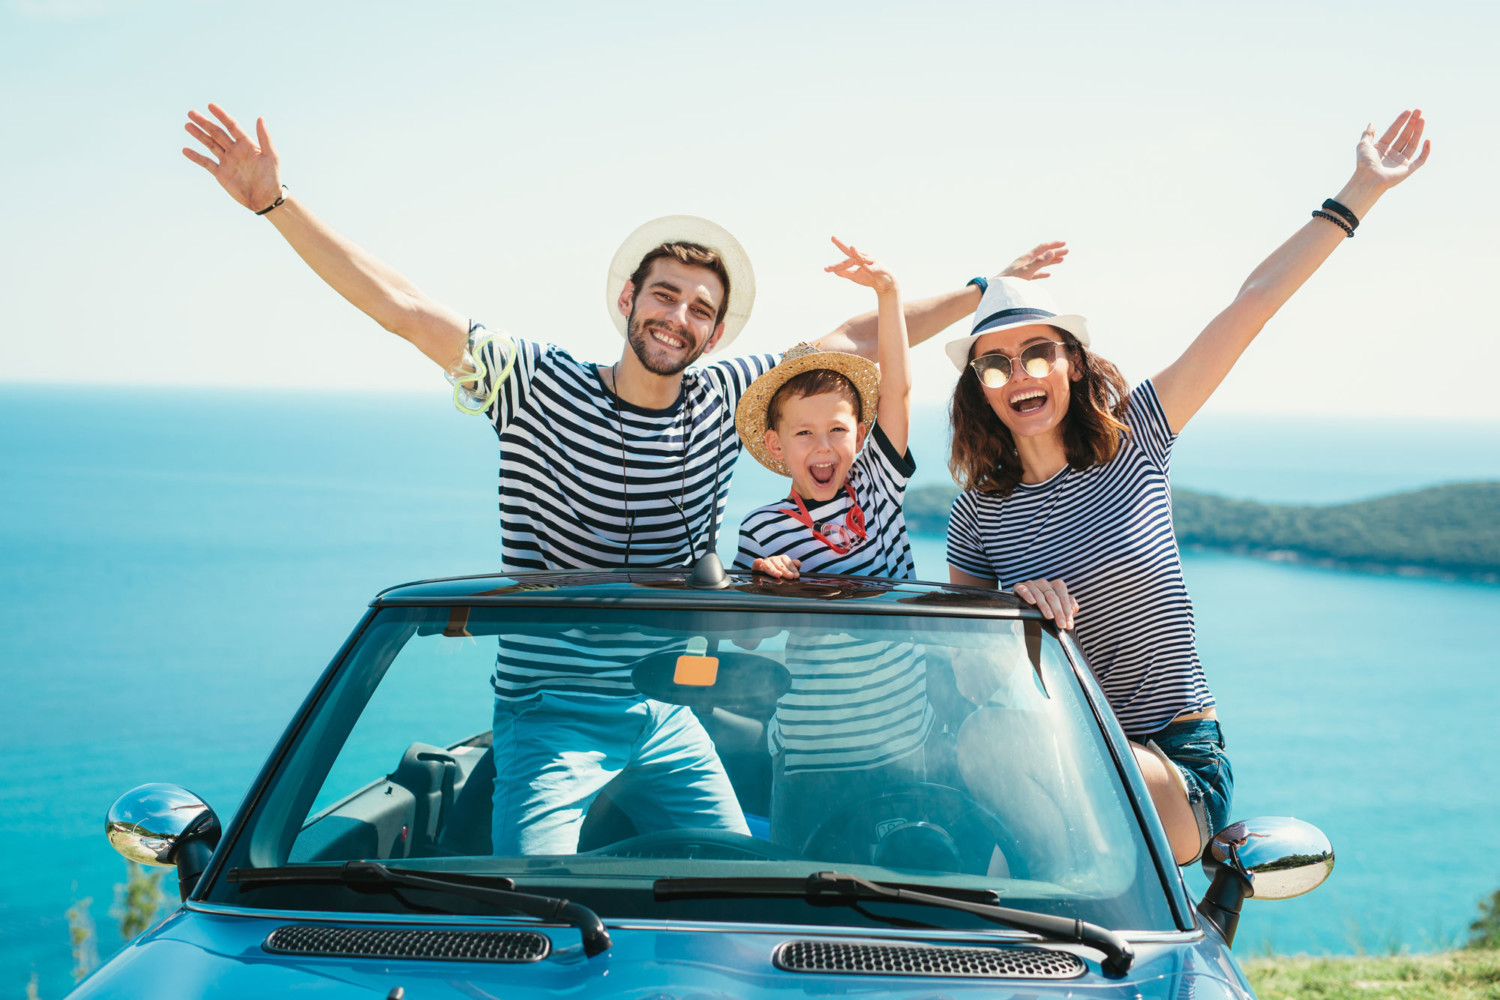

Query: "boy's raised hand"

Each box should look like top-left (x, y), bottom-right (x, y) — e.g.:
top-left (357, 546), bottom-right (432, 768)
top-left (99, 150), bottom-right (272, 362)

top-left (825, 237), bottom-right (896, 293)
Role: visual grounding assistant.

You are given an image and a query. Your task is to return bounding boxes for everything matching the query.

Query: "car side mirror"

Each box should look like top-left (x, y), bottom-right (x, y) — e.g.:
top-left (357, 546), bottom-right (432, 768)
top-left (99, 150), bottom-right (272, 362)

top-left (106, 783), bottom-right (222, 900)
top-left (1196, 816), bottom-right (1333, 946)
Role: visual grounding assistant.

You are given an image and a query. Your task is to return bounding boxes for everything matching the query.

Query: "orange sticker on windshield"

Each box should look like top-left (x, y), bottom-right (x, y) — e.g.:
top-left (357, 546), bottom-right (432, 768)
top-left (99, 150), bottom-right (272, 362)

top-left (674, 655), bottom-right (719, 687)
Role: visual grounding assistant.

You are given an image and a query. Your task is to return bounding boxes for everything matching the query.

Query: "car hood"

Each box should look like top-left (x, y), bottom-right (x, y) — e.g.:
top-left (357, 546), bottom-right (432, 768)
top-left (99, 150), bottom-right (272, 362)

top-left (70, 908), bottom-right (1254, 1000)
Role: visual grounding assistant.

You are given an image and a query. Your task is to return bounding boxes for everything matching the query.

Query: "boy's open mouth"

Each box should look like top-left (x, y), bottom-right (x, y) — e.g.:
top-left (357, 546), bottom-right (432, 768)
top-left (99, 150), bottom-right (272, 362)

top-left (1009, 388), bottom-right (1047, 414)
top-left (808, 462), bottom-right (837, 487)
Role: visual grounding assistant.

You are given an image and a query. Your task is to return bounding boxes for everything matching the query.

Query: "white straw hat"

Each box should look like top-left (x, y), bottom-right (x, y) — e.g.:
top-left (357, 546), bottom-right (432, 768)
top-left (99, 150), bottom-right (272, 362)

top-left (605, 215), bottom-right (756, 355)
top-left (943, 277), bottom-right (1090, 371)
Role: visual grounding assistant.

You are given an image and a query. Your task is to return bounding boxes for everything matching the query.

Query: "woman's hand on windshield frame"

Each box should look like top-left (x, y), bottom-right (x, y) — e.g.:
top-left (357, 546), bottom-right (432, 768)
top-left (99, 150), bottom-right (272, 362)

top-left (1013, 578), bottom-right (1078, 630)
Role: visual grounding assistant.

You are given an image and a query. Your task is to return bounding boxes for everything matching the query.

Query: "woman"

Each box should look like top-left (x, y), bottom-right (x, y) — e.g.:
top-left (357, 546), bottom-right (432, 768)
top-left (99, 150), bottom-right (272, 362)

top-left (944, 110), bottom-right (1430, 864)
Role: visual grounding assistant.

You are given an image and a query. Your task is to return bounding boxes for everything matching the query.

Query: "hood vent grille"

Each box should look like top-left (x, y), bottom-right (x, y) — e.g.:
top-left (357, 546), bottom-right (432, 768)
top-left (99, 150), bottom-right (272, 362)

top-left (264, 925), bottom-right (550, 963)
top-left (774, 940), bottom-right (1086, 979)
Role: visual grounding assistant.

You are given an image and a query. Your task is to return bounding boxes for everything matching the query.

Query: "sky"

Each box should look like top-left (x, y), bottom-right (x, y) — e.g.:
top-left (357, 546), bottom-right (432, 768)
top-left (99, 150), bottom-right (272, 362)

top-left (1, 0), bottom-right (1496, 419)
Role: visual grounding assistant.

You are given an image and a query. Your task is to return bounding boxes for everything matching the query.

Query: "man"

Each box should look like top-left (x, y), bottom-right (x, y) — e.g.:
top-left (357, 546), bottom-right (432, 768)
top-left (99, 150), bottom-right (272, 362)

top-left (182, 103), bottom-right (1065, 853)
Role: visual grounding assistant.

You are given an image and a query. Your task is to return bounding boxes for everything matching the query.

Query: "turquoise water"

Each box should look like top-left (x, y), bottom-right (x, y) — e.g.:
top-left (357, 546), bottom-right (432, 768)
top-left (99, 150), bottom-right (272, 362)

top-left (3, 384), bottom-right (1499, 996)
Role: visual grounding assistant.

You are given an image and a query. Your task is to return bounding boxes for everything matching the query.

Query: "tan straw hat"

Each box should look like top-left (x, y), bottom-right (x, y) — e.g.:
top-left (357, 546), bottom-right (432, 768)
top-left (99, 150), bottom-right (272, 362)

top-left (605, 215), bottom-right (756, 354)
top-left (734, 343), bottom-right (880, 476)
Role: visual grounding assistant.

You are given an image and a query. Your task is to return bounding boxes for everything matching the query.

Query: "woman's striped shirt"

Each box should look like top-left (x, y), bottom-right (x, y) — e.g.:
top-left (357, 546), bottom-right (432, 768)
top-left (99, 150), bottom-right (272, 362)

top-left (945, 380), bottom-right (1214, 739)
top-left (735, 426), bottom-right (931, 773)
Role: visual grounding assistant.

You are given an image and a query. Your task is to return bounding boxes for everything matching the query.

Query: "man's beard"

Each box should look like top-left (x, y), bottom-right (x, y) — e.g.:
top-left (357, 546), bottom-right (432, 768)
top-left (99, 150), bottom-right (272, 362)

top-left (626, 308), bottom-right (706, 377)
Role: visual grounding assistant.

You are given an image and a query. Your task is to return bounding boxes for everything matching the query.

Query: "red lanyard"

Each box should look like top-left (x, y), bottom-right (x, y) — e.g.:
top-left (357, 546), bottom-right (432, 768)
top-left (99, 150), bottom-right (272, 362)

top-left (780, 484), bottom-right (867, 554)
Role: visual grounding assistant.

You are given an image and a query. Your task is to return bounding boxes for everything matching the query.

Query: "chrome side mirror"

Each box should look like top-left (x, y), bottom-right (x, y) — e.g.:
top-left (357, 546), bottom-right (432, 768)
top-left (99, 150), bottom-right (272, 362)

top-left (106, 783), bottom-right (221, 900)
top-left (1197, 816), bottom-right (1333, 946)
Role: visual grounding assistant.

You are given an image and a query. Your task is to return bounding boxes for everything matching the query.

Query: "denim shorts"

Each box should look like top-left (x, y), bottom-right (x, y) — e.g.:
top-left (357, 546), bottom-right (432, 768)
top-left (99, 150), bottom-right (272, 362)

top-left (1143, 719), bottom-right (1233, 860)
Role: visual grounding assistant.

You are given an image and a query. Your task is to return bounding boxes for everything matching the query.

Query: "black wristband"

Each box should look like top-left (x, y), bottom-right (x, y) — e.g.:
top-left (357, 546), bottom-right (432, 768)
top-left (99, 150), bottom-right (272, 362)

top-left (255, 185), bottom-right (288, 216)
top-left (1321, 198), bottom-right (1359, 230)
top-left (1311, 210), bottom-right (1355, 238)
top-left (967, 276), bottom-right (989, 295)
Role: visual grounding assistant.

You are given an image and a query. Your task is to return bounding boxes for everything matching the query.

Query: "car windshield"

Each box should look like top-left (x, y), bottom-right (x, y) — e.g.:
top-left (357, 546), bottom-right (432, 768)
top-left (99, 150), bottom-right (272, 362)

top-left (205, 598), bottom-right (1178, 932)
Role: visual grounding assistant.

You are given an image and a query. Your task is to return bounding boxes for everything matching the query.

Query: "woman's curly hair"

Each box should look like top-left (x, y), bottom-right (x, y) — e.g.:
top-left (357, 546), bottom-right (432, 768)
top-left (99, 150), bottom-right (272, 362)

top-left (948, 330), bottom-right (1132, 495)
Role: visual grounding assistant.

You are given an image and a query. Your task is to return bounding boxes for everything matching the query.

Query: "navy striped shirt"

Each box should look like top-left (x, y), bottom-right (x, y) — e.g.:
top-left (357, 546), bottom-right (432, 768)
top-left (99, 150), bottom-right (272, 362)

top-left (732, 423), bottom-right (916, 579)
top-left (472, 328), bottom-right (777, 571)
top-left (766, 630), bottom-right (933, 774)
top-left (735, 426), bottom-right (930, 772)
top-left (945, 380), bottom-right (1214, 738)
top-left (491, 625), bottom-right (687, 701)
top-left (468, 329), bottom-right (775, 699)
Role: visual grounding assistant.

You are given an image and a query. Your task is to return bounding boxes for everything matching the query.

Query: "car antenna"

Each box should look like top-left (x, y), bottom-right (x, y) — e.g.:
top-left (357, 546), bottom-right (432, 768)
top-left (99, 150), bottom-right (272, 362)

top-left (687, 394), bottom-right (731, 589)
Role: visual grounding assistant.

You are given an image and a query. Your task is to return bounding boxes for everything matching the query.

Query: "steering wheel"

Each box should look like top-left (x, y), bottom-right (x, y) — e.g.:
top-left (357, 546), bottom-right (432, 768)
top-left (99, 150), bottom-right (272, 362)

top-left (800, 782), bottom-right (1024, 878)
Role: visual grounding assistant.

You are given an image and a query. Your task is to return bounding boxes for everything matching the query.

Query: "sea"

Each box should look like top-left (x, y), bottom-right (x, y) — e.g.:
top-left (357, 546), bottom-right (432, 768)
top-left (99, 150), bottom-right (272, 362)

top-left (3, 383), bottom-right (1499, 997)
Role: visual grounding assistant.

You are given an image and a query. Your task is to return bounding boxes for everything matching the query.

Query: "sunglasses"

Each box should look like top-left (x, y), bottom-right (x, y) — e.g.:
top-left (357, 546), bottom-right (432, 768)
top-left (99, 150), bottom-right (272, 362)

top-left (968, 341), bottom-right (1068, 388)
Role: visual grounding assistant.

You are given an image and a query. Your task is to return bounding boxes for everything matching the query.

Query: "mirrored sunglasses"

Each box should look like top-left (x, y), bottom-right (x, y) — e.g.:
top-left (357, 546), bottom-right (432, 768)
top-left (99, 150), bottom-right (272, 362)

top-left (968, 341), bottom-right (1067, 388)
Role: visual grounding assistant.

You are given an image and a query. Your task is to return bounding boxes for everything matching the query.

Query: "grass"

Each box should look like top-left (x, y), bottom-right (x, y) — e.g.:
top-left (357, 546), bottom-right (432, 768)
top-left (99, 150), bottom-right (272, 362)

top-left (1245, 950), bottom-right (1500, 1000)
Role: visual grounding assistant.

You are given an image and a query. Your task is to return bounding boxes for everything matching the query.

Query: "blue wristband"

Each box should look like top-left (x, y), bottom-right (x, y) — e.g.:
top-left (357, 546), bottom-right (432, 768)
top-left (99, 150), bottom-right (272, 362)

top-left (967, 276), bottom-right (988, 295)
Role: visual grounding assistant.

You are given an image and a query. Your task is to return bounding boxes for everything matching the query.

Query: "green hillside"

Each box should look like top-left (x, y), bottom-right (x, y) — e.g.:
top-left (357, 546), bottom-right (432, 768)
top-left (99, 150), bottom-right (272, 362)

top-left (903, 482), bottom-right (1500, 582)
top-left (1245, 949), bottom-right (1500, 1000)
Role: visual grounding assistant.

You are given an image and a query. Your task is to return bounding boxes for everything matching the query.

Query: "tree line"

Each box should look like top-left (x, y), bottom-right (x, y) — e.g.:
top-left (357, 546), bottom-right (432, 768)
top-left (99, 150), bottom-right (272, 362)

top-left (904, 482), bottom-right (1500, 581)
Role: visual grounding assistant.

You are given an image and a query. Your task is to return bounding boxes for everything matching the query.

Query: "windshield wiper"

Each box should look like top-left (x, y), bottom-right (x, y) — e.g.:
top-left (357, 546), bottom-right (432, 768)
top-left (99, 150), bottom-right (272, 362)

top-left (654, 871), bottom-right (1132, 977)
top-left (228, 860), bottom-right (611, 957)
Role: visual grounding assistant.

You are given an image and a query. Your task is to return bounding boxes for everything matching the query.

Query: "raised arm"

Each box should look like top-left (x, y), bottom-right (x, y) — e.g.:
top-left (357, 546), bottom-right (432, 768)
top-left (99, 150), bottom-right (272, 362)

top-left (815, 241), bottom-right (1068, 358)
top-left (824, 237), bottom-right (911, 456)
top-left (182, 104), bottom-right (469, 373)
top-left (1153, 110), bottom-right (1431, 433)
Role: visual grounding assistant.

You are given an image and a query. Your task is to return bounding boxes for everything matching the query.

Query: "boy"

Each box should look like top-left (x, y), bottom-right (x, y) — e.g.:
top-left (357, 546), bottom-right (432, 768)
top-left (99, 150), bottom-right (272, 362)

top-left (731, 239), bottom-right (927, 852)
top-left (732, 238), bottom-right (915, 581)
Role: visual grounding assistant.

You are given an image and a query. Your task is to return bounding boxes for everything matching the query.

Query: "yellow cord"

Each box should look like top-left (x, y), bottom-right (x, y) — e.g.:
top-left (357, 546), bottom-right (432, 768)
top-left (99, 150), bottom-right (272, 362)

top-left (449, 332), bottom-right (518, 415)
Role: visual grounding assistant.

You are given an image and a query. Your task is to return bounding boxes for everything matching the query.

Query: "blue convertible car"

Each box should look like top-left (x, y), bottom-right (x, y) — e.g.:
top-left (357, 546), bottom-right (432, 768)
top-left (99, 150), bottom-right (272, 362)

top-left (90, 571), bottom-right (1331, 998)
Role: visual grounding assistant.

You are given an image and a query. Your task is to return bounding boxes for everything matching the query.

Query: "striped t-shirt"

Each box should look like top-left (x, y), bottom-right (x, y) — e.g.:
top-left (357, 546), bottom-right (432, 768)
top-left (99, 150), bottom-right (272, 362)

top-left (468, 328), bottom-right (775, 699)
top-left (732, 423), bottom-right (916, 579)
top-left (945, 380), bottom-right (1214, 739)
top-left (766, 630), bottom-right (933, 775)
top-left (735, 426), bottom-right (931, 773)
top-left (472, 327), bottom-right (777, 571)
top-left (491, 625), bottom-right (687, 701)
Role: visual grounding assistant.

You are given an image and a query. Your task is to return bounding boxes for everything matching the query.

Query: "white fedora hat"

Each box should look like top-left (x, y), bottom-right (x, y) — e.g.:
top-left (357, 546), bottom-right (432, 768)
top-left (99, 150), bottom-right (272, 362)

top-left (605, 215), bottom-right (756, 355)
top-left (943, 277), bottom-right (1090, 372)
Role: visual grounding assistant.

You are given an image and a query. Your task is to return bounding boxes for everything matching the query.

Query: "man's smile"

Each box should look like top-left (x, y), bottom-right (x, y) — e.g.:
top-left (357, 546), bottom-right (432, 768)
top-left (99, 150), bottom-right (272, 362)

top-left (647, 323), bottom-right (689, 350)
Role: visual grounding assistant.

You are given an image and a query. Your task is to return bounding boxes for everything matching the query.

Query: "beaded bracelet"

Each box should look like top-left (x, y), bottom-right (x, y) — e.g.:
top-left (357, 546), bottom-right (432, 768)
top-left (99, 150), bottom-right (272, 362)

top-left (1320, 198), bottom-right (1360, 230)
top-left (1312, 209), bottom-right (1355, 238)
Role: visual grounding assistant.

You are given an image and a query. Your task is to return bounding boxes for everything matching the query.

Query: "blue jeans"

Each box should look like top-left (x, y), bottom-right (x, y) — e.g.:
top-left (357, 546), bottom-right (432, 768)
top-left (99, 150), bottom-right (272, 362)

top-left (491, 692), bottom-right (749, 854)
top-left (1145, 719), bottom-right (1233, 857)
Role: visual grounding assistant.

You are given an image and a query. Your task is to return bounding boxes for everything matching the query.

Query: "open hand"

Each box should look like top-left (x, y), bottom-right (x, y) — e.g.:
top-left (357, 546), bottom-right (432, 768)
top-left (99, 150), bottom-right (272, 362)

top-left (1356, 109), bottom-right (1431, 190)
top-left (998, 241), bottom-right (1069, 281)
top-left (181, 103), bottom-right (283, 213)
top-left (752, 555), bottom-right (802, 579)
top-left (825, 237), bottom-right (896, 293)
top-left (1013, 578), bottom-right (1078, 629)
